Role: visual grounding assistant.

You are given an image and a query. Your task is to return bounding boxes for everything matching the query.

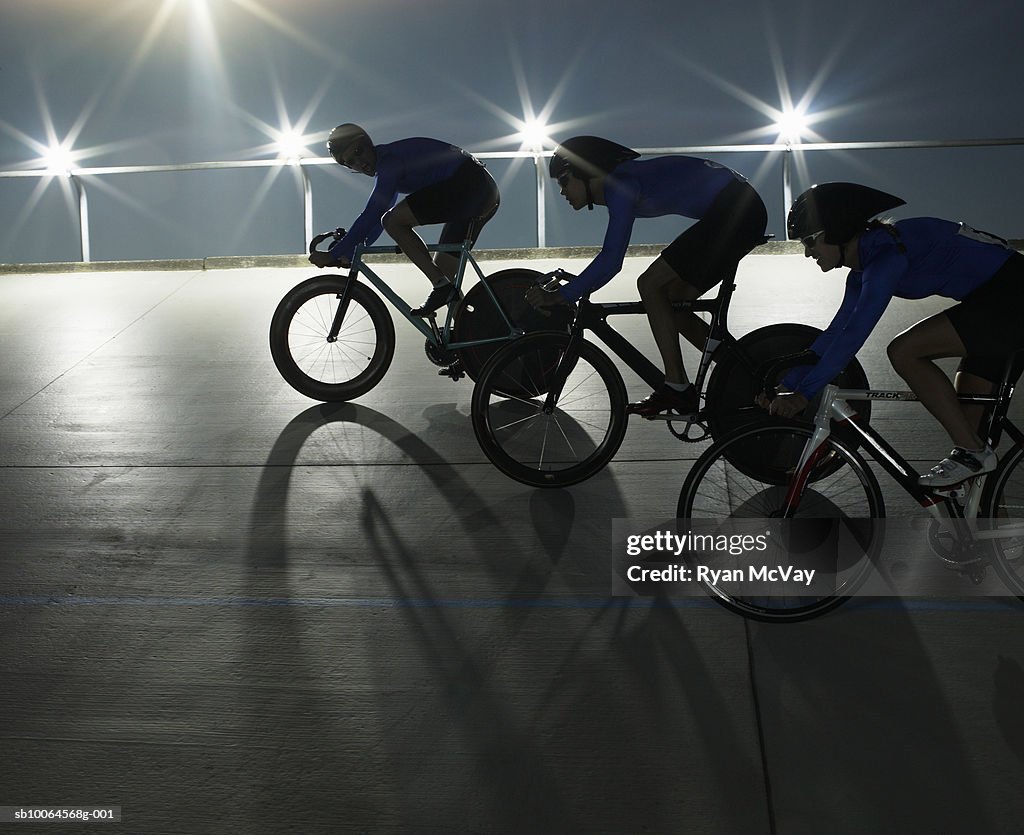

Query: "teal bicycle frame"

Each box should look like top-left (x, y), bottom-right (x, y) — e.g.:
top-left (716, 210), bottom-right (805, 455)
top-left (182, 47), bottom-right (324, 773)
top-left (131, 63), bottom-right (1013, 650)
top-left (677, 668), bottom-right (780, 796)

top-left (326, 237), bottom-right (524, 353)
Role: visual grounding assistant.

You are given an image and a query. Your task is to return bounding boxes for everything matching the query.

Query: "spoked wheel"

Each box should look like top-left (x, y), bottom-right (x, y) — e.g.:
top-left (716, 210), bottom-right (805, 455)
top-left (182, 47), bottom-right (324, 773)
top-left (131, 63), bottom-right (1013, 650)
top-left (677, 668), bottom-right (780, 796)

top-left (270, 275), bottom-right (395, 401)
top-left (983, 445), bottom-right (1024, 599)
top-left (677, 422), bottom-right (884, 622)
top-left (471, 331), bottom-right (627, 487)
top-left (706, 322), bottom-right (871, 482)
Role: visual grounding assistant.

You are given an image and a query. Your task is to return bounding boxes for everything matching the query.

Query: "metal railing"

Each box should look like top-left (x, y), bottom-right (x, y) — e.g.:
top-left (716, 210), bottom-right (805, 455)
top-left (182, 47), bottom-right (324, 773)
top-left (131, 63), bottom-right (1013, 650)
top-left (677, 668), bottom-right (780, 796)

top-left (2, 138), bottom-right (1022, 263)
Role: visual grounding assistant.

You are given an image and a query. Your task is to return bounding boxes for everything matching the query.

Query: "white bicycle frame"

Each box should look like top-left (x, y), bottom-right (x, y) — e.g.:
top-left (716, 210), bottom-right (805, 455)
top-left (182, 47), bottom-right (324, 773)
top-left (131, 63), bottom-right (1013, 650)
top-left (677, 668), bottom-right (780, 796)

top-left (788, 384), bottom-right (1024, 551)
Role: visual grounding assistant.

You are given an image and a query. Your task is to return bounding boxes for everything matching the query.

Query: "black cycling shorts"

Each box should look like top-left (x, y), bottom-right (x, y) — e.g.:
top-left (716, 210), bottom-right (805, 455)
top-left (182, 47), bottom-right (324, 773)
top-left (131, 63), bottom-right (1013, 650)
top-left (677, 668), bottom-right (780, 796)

top-left (659, 178), bottom-right (769, 293)
top-left (947, 252), bottom-right (1024, 383)
top-left (404, 158), bottom-right (500, 247)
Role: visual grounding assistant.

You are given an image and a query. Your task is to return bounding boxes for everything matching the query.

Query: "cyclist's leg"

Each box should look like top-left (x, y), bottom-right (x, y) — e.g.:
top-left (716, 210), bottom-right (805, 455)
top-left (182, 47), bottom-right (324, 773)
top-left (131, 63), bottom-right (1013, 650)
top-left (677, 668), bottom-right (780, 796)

top-left (954, 366), bottom-right (999, 444)
top-left (636, 257), bottom-right (706, 386)
top-left (957, 353), bottom-right (1024, 443)
top-left (633, 231), bottom-right (743, 415)
top-left (397, 159), bottom-right (500, 285)
top-left (891, 254), bottom-right (1024, 454)
top-left (435, 191), bottom-right (499, 282)
top-left (950, 254), bottom-right (1024, 441)
top-left (381, 201), bottom-right (450, 287)
top-left (639, 178), bottom-right (768, 384)
top-left (887, 312), bottom-right (978, 448)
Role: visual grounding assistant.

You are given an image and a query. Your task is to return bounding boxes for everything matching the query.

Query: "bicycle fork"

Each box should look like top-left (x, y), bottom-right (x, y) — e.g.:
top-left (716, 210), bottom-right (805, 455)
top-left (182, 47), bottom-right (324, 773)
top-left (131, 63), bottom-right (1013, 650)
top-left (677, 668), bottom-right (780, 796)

top-left (779, 388), bottom-right (843, 516)
top-left (327, 270), bottom-right (359, 343)
top-left (539, 332), bottom-right (584, 413)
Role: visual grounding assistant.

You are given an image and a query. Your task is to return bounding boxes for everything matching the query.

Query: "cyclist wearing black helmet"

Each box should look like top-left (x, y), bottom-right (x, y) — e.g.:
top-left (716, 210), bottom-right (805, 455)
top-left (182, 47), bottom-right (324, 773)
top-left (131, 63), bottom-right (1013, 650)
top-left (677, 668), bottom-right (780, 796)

top-left (769, 181), bottom-right (1024, 487)
top-left (527, 136), bottom-right (768, 416)
top-left (312, 123), bottom-right (500, 316)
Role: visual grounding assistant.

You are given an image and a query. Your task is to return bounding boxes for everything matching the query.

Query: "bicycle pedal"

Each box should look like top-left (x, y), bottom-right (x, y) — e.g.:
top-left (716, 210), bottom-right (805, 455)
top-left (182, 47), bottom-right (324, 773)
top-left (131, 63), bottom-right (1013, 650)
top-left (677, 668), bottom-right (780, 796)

top-left (932, 485), bottom-right (969, 499)
top-left (438, 364), bottom-right (464, 381)
top-left (960, 566), bottom-right (987, 585)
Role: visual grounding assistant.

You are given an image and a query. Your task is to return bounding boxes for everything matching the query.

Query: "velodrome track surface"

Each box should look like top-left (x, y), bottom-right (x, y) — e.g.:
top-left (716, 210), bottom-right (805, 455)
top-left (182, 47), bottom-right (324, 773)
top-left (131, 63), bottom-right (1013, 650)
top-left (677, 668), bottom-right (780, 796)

top-left (2, 252), bottom-right (1023, 833)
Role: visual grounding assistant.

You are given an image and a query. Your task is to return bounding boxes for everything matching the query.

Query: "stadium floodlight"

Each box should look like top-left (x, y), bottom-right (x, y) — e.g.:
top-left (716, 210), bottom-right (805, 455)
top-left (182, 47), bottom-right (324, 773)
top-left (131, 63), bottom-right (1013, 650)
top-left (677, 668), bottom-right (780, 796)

top-left (274, 129), bottom-right (309, 164)
top-left (42, 144), bottom-right (76, 175)
top-left (518, 118), bottom-right (551, 151)
top-left (773, 107), bottom-right (810, 144)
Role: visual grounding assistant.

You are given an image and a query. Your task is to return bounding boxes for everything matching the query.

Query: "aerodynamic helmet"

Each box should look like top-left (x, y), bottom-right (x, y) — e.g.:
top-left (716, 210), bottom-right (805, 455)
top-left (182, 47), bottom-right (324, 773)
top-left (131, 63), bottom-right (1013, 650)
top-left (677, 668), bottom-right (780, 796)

top-left (788, 182), bottom-right (905, 244)
top-left (549, 136), bottom-right (640, 182)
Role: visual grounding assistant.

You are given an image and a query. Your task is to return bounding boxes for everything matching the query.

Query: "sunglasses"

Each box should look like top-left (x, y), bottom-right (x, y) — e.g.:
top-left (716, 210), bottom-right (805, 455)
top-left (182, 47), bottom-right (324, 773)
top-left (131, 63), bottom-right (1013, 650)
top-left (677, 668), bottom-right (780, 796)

top-left (800, 230), bottom-right (825, 248)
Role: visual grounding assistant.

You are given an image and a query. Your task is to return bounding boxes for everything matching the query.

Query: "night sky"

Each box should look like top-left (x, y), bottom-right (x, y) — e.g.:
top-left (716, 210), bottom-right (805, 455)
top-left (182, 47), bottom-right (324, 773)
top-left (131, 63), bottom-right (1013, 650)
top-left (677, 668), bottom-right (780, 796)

top-left (1, 0), bottom-right (1021, 263)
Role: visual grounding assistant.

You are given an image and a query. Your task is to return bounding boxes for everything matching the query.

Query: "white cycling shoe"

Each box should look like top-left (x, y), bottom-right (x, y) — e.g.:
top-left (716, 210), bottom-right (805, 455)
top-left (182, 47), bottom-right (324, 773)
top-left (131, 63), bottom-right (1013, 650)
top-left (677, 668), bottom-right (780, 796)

top-left (918, 445), bottom-right (997, 489)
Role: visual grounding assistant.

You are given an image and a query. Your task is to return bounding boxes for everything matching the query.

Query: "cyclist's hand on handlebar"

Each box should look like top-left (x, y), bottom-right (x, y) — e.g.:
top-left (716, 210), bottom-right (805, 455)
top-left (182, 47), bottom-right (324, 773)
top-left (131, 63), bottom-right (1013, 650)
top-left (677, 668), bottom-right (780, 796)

top-left (308, 250), bottom-right (334, 268)
top-left (525, 284), bottom-right (569, 312)
top-left (759, 391), bottom-right (808, 418)
top-left (526, 270), bottom-right (574, 311)
top-left (309, 250), bottom-right (348, 269)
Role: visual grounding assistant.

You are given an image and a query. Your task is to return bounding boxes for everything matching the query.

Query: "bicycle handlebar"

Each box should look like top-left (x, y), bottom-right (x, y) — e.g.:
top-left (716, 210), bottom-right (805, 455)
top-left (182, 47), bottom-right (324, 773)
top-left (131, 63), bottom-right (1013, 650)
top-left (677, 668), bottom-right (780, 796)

top-left (308, 228), bottom-right (347, 256)
top-left (758, 350), bottom-right (819, 400)
top-left (538, 268), bottom-right (575, 291)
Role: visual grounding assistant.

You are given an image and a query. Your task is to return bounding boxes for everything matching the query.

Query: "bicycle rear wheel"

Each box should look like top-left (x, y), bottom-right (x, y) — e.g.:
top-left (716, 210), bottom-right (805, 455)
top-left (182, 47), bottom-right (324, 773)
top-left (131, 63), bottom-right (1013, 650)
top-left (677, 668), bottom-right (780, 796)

top-left (452, 268), bottom-right (572, 381)
top-left (983, 444), bottom-right (1024, 599)
top-left (270, 275), bottom-right (395, 401)
top-left (471, 331), bottom-right (627, 487)
top-left (677, 422), bottom-right (883, 622)
top-left (707, 322), bottom-right (871, 481)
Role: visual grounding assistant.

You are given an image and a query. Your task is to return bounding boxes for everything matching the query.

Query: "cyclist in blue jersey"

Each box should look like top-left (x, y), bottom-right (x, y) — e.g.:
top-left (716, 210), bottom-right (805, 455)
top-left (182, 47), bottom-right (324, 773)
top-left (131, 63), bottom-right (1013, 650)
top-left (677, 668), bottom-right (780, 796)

top-left (767, 181), bottom-right (1024, 487)
top-left (526, 136), bottom-right (768, 416)
top-left (310, 123), bottom-right (500, 315)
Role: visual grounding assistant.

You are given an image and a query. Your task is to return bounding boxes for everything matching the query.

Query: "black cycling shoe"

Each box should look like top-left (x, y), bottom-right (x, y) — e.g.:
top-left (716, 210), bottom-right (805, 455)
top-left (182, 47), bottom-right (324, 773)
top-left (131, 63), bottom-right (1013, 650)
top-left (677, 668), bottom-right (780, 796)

top-left (410, 283), bottom-right (459, 317)
top-left (626, 384), bottom-right (700, 417)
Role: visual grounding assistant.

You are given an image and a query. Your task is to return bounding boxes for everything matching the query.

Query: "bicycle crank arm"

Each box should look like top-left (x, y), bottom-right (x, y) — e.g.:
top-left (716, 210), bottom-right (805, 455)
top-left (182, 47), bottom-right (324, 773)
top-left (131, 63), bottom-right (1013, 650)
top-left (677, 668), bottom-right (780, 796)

top-left (641, 412), bottom-right (702, 422)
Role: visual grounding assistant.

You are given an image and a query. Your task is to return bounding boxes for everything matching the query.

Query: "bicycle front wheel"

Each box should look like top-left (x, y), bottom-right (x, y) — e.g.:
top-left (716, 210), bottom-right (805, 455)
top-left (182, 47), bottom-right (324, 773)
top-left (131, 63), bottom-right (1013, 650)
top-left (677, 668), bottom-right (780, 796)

top-left (677, 423), bottom-right (883, 622)
top-left (471, 332), bottom-right (627, 487)
top-left (270, 275), bottom-right (395, 402)
top-left (983, 444), bottom-right (1024, 599)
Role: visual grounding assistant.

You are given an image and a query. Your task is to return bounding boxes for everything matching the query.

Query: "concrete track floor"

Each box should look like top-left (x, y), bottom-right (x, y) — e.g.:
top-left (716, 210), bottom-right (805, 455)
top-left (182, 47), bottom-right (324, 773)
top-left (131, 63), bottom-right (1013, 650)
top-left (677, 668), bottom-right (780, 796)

top-left (2, 254), bottom-right (1024, 833)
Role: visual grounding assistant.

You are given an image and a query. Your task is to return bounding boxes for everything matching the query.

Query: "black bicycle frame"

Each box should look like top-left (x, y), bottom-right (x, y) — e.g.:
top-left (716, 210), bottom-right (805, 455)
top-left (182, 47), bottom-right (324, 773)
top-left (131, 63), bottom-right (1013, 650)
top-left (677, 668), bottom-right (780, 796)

top-left (542, 280), bottom-right (747, 409)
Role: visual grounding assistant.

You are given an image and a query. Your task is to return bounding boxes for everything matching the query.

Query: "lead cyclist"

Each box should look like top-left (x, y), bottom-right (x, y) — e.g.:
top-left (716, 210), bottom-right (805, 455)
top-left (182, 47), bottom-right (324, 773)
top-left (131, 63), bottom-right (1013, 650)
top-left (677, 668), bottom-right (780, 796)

top-left (312, 123), bottom-right (500, 317)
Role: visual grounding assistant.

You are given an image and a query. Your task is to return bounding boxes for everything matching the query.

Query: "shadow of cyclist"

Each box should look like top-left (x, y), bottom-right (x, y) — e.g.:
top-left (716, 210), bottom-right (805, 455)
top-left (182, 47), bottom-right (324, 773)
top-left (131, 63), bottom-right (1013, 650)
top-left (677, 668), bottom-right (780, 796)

top-left (246, 400), bottom-right (631, 603)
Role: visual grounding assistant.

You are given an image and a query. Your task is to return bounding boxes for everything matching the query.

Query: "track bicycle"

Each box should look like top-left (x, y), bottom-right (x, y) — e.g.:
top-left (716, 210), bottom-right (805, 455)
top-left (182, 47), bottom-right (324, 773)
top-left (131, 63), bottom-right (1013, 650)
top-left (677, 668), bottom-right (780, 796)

top-left (470, 242), bottom-right (872, 488)
top-left (270, 228), bottom-right (560, 401)
top-left (676, 359), bottom-right (1024, 622)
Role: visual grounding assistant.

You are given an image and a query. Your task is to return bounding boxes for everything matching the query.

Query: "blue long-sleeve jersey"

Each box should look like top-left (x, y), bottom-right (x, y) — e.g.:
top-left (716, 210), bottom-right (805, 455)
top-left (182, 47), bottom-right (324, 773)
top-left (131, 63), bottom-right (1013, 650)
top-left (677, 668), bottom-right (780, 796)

top-left (558, 156), bottom-right (743, 303)
top-left (329, 138), bottom-right (472, 262)
top-left (784, 218), bottom-right (1016, 397)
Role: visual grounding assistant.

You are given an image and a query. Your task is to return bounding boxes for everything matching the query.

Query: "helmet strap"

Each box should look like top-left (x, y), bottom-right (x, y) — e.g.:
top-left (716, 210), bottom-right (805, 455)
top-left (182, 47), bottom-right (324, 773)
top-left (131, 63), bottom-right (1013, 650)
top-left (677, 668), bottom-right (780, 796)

top-left (584, 179), bottom-right (595, 211)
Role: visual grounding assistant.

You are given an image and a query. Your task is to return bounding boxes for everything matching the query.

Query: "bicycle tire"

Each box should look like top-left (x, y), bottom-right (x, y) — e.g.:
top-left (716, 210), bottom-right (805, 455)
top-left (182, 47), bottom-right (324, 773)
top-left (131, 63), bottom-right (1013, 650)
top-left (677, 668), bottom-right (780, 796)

top-left (707, 322), bottom-right (872, 481)
top-left (471, 331), bottom-right (627, 487)
top-left (982, 444), bottom-right (1024, 599)
top-left (677, 422), bottom-right (884, 622)
top-left (270, 275), bottom-right (395, 402)
top-left (452, 267), bottom-right (569, 381)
